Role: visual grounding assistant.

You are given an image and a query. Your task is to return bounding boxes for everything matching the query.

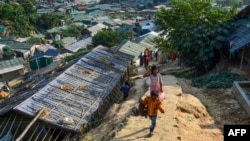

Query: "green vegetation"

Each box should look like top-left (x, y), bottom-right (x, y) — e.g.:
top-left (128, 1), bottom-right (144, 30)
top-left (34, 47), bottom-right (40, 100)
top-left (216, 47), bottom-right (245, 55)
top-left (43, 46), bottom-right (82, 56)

top-left (92, 29), bottom-right (123, 47)
top-left (193, 72), bottom-right (247, 88)
top-left (155, 0), bottom-right (237, 72)
top-left (172, 68), bottom-right (195, 78)
top-left (61, 25), bottom-right (85, 38)
top-left (27, 37), bottom-right (42, 44)
top-left (0, 0), bottom-right (65, 37)
top-left (35, 14), bottom-right (63, 30)
top-left (63, 49), bottom-right (90, 63)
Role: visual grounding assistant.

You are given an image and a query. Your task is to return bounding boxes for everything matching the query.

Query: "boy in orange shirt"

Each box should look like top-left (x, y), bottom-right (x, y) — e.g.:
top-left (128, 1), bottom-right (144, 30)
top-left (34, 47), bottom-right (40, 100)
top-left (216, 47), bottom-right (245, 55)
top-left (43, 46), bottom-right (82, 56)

top-left (140, 90), bottom-right (165, 136)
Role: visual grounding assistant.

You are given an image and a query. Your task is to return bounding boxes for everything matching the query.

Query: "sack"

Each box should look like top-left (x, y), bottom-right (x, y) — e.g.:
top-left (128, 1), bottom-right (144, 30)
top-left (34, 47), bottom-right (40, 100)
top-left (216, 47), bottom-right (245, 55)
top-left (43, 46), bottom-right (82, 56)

top-left (158, 92), bottom-right (165, 101)
top-left (132, 103), bottom-right (148, 118)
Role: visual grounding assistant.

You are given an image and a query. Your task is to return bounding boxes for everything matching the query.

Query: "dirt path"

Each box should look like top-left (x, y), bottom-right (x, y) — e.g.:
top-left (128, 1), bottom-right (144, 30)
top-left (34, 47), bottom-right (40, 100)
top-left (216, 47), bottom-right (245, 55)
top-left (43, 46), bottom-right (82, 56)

top-left (111, 75), bottom-right (223, 141)
top-left (81, 63), bottom-right (249, 141)
top-left (112, 75), bottom-right (181, 141)
top-left (82, 74), bottom-right (224, 141)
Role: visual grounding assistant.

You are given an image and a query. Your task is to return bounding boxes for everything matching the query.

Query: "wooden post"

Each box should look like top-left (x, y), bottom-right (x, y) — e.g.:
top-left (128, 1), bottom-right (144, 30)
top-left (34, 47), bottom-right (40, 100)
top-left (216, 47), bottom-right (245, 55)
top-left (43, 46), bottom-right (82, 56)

top-left (240, 49), bottom-right (245, 70)
top-left (16, 107), bottom-right (45, 141)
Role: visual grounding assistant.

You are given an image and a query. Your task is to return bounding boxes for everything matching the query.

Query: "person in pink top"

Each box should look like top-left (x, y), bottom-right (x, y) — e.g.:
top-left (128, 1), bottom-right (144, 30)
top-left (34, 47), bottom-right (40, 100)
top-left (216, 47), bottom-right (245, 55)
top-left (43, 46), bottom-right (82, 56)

top-left (143, 65), bottom-right (165, 101)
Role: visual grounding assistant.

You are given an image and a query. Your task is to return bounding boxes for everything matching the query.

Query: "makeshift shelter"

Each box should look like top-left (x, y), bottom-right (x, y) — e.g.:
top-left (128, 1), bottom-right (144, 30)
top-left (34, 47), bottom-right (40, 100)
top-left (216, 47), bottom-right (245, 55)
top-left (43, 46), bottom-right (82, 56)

top-left (87, 23), bottom-right (108, 36)
top-left (65, 37), bottom-right (92, 53)
top-left (0, 37), bottom-right (34, 59)
top-left (61, 37), bottom-right (77, 47)
top-left (141, 21), bottom-right (157, 34)
top-left (136, 31), bottom-right (159, 51)
top-left (96, 16), bottom-right (117, 27)
top-left (35, 44), bottom-right (58, 53)
top-left (0, 57), bottom-right (25, 81)
top-left (29, 55), bottom-right (53, 70)
top-left (228, 5), bottom-right (250, 70)
top-left (0, 46), bottom-right (133, 140)
top-left (37, 8), bottom-right (55, 14)
top-left (116, 40), bottom-right (147, 60)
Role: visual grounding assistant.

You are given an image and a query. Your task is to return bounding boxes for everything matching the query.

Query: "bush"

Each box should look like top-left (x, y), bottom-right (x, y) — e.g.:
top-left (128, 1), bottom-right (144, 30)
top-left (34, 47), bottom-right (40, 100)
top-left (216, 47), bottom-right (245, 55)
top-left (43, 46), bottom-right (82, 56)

top-left (63, 49), bottom-right (89, 63)
top-left (172, 68), bottom-right (195, 78)
top-left (192, 72), bottom-right (247, 88)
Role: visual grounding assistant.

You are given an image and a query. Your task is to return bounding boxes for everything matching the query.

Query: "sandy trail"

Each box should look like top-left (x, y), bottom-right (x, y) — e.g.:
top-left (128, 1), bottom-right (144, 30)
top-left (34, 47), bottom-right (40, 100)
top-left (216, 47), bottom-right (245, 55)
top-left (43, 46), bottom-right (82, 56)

top-left (111, 75), bottom-right (223, 141)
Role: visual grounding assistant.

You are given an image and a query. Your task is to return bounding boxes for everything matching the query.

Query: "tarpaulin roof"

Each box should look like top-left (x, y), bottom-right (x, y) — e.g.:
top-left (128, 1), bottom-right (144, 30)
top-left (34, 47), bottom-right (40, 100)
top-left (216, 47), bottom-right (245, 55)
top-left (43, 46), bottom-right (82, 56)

top-left (13, 46), bottom-right (133, 132)
top-left (31, 49), bottom-right (59, 59)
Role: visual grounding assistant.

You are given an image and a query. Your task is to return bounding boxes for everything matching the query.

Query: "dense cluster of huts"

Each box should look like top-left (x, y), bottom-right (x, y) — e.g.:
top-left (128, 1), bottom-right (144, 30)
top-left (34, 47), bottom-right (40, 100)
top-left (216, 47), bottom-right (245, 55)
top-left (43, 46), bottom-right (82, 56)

top-left (0, 46), bottom-right (133, 140)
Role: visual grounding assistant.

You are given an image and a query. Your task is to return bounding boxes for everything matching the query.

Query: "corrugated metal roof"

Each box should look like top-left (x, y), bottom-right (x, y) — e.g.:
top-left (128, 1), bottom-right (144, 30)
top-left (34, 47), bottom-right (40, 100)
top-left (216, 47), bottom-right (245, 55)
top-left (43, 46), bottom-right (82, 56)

top-left (0, 57), bottom-right (25, 70)
top-left (87, 23), bottom-right (108, 36)
top-left (96, 16), bottom-right (116, 26)
top-left (47, 23), bottom-right (86, 33)
top-left (72, 14), bottom-right (93, 22)
top-left (13, 46), bottom-right (133, 132)
top-left (0, 58), bottom-right (25, 74)
top-left (117, 40), bottom-right (147, 58)
top-left (136, 31), bottom-right (158, 51)
top-left (0, 37), bottom-right (33, 50)
top-left (65, 37), bottom-right (92, 52)
top-left (89, 10), bottom-right (106, 17)
top-left (37, 8), bottom-right (55, 14)
top-left (228, 19), bottom-right (250, 53)
top-left (62, 37), bottom-right (77, 47)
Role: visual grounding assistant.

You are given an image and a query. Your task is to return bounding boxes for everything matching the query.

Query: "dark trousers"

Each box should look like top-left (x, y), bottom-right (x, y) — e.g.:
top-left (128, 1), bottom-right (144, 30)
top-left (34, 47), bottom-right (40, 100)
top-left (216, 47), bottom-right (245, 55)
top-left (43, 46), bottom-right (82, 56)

top-left (123, 92), bottom-right (128, 101)
top-left (140, 60), bottom-right (143, 66)
top-left (149, 116), bottom-right (157, 133)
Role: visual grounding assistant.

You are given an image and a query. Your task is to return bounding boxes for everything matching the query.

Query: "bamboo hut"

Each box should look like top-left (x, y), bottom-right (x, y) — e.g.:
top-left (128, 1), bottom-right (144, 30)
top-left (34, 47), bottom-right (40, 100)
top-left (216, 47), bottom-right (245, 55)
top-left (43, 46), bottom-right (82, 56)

top-left (0, 45), bottom-right (134, 140)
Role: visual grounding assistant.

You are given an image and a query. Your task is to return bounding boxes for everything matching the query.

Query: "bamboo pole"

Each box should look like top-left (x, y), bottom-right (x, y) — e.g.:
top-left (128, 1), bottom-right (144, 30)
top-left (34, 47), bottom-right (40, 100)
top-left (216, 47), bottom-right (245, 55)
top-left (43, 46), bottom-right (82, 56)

top-left (16, 107), bottom-right (46, 141)
top-left (12, 117), bottom-right (23, 140)
top-left (0, 114), bottom-right (12, 137)
top-left (28, 123), bottom-right (40, 141)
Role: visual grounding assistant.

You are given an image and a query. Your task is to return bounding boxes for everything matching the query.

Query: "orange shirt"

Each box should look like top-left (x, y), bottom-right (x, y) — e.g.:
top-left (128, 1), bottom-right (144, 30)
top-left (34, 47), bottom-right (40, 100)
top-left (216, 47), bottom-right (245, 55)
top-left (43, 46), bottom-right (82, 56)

top-left (140, 96), bottom-right (164, 116)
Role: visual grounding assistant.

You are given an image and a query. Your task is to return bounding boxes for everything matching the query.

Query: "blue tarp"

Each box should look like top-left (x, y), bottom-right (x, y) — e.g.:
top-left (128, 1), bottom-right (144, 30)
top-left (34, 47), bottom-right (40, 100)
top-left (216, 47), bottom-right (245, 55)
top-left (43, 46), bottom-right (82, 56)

top-left (44, 49), bottom-right (60, 56)
top-left (31, 49), bottom-right (59, 60)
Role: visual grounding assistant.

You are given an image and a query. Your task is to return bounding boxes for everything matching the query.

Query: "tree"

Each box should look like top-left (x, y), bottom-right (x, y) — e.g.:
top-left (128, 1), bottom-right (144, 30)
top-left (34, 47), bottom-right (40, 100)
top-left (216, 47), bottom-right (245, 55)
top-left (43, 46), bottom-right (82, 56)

top-left (61, 25), bottom-right (85, 39)
top-left (1, 4), bottom-right (15, 20)
top-left (20, 0), bottom-right (36, 15)
top-left (155, 0), bottom-right (236, 72)
top-left (27, 37), bottom-right (41, 44)
top-left (92, 29), bottom-right (122, 47)
top-left (37, 14), bottom-right (63, 30)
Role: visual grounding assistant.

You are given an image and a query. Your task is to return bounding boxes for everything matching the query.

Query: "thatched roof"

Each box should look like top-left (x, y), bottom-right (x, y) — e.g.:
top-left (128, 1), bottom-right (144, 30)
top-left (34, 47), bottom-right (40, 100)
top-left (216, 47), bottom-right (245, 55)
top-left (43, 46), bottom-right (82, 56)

top-left (13, 46), bottom-right (133, 132)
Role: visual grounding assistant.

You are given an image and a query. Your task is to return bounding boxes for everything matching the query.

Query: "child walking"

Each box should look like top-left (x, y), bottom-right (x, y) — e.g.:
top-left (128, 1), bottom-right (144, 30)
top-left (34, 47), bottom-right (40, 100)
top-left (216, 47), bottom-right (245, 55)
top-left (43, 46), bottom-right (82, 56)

top-left (120, 81), bottom-right (131, 101)
top-left (140, 90), bottom-right (165, 137)
top-left (143, 65), bottom-right (165, 101)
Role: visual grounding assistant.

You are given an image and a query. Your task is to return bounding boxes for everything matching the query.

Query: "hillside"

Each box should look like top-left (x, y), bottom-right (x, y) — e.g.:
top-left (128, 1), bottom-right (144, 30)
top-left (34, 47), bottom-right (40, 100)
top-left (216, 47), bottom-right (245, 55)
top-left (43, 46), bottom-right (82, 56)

top-left (81, 63), bottom-right (250, 141)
